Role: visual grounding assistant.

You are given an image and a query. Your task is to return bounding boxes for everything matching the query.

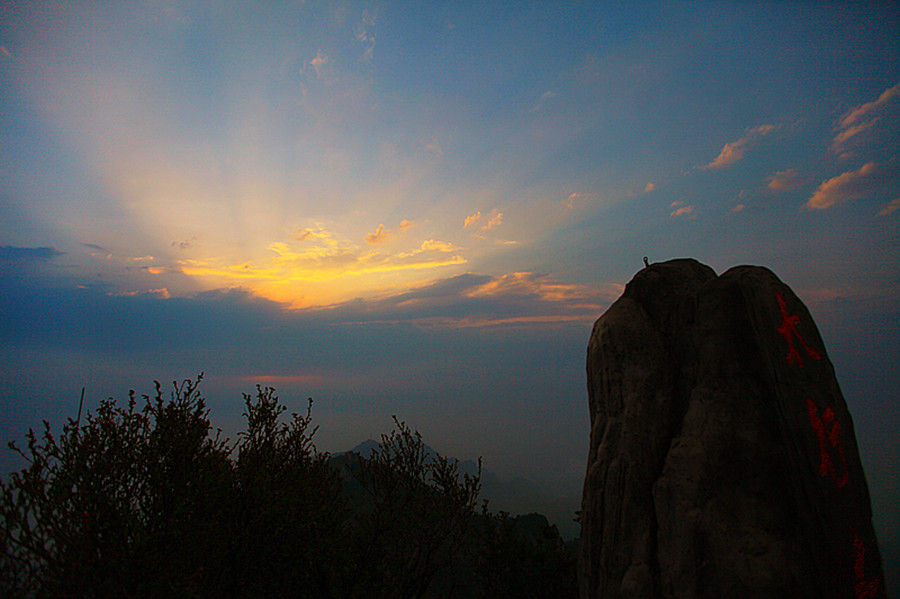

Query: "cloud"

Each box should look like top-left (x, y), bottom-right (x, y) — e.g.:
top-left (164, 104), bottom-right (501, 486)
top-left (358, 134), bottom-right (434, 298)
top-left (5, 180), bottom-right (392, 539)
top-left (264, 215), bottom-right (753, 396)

top-left (355, 9), bottom-right (377, 62)
top-left (530, 90), bottom-right (556, 113)
top-left (177, 224), bottom-right (469, 308)
top-left (172, 239), bottom-right (195, 250)
top-left (806, 162), bottom-right (878, 210)
top-left (839, 82), bottom-right (900, 129)
top-left (417, 239), bottom-right (457, 252)
top-left (832, 82), bottom-right (900, 156)
top-left (0, 245), bottom-right (64, 263)
top-left (766, 168), bottom-right (802, 192)
top-left (327, 271), bottom-right (609, 328)
top-left (703, 124), bottom-right (777, 170)
top-left (482, 210), bottom-right (503, 231)
top-left (669, 201), bottom-right (695, 218)
top-left (113, 288), bottom-right (171, 299)
top-left (877, 198), bottom-right (900, 217)
top-left (310, 50), bottom-right (330, 78)
top-left (365, 224), bottom-right (392, 244)
top-left (365, 220), bottom-right (414, 245)
top-left (731, 204), bottom-right (746, 213)
top-left (397, 239), bottom-right (460, 258)
top-left (643, 182), bottom-right (655, 193)
top-left (463, 211), bottom-right (482, 228)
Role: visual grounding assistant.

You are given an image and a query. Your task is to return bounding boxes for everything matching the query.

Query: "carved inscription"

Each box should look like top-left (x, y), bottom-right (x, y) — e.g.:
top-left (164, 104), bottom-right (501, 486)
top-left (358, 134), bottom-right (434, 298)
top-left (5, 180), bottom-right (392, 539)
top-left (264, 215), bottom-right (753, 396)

top-left (807, 397), bottom-right (848, 488)
top-left (775, 290), bottom-right (821, 367)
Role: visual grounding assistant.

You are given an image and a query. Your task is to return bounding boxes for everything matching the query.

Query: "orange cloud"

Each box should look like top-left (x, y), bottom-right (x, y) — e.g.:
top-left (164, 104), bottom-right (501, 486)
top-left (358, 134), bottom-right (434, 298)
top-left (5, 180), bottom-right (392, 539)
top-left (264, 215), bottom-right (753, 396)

top-left (806, 162), bottom-right (878, 210)
top-left (482, 210), bottom-right (503, 231)
top-left (178, 227), bottom-right (469, 308)
top-left (397, 239), bottom-right (460, 257)
top-left (464, 208), bottom-right (503, 233)
top-left (466, 272), bottom-right (598, 303)
top-left (365, 220), bottom-right (414, 244)
top-left (832, 82), bottom-right (900, 155)
top-left (669, 201), bottom-right (695, 218)
top-left (839, 82), bottom-right (900, 129)
top-left (766, 168), bottom-right (802, 192)
top-left (877, 198), bottom-right (900, 217)
top-left (310, 50), bottom-right (329, 78)
top-left (365, 224), bottom-right (392, 244)
top-left (644, 182), bottom-right (656, 193)
top-left (704, 124), bottom-right (777, 170)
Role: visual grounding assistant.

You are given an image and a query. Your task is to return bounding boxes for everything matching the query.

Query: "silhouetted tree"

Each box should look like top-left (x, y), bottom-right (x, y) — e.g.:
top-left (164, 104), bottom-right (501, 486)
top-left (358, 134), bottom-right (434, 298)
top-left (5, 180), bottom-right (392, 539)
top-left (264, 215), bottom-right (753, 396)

top-left (0, 376), bottom-right (234, 598)
top-left (476, 510), bottom-right (578, 599)
top-left (231, 386), bottom-right (345, 597)
top-left (0, 379), bottom-right (495, 599)
top-left (332, 417), bottom-right (482, 599)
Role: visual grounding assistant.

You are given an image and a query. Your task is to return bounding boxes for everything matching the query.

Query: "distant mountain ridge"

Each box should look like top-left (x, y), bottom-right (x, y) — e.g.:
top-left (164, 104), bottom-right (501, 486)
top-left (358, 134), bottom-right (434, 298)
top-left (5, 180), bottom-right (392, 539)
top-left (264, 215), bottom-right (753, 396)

top-left (336, 440), bottom-right (580, 540)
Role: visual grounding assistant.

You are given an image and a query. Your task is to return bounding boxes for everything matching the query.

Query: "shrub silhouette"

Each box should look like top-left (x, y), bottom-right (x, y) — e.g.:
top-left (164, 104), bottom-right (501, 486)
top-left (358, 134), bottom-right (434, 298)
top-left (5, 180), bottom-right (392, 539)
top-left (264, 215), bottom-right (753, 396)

top-left (329, 417), bottom-right (482, 599)
top-left (1, 376), bottom-right (575, 598)
top-left (231, 385), bottom-right (345, 597)
top-left (0, 376), bottom-right (234, 597)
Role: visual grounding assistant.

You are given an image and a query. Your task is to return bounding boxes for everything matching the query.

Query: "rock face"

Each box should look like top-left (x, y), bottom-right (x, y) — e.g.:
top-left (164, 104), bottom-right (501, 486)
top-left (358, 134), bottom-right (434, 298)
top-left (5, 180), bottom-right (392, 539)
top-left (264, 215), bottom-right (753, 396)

top-left (580, 259), bottom-right (885, 599)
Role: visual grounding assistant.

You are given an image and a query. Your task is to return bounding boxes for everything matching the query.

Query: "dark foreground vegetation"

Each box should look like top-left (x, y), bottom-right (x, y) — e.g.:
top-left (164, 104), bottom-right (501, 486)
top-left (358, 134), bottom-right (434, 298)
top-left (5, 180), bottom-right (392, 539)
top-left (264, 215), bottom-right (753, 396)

top-left (0, 376), bottom-right (576, 598)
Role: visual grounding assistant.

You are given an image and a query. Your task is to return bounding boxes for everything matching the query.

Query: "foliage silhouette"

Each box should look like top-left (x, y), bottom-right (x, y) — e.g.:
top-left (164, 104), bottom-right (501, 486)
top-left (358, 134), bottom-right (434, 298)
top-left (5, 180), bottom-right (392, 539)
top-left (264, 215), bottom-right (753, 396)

top-left (1, 377), bottom-right (576, 598)
top-left (475, 510), bottom-right (578, 598)
top-left (330, 417), bottom-right (482, 599)
top-left (1, 376), bottom-right (233, 597)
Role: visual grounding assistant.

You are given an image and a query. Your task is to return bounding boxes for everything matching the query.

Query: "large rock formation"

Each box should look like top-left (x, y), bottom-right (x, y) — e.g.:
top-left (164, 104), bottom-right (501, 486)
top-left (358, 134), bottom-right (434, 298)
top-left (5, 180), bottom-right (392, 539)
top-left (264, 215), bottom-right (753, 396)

top-left (580, 259), bottom-right (885, 598)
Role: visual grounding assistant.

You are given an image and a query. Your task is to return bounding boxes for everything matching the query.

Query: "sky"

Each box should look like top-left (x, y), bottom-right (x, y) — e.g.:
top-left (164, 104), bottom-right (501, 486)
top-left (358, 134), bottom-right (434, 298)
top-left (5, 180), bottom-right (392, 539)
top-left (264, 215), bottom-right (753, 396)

top-left (1, 0), bottom-right (898, 574)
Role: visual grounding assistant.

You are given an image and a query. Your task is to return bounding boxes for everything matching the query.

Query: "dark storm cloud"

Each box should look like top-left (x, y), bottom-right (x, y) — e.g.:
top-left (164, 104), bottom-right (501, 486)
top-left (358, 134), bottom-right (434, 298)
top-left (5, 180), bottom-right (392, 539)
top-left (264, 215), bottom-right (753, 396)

top-left (0, 245), bottom-right (64, 263)
top-left (0, 268), bottom-right (606, 382)
top-left (316, 272), bottom-right (608, 327)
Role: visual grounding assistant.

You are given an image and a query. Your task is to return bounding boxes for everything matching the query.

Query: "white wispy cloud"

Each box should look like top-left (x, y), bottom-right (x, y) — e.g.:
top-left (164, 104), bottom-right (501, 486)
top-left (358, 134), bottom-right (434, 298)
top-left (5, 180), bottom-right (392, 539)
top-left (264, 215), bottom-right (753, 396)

top-left (530, 90), bottom-right (556, 113)
top-left (703, 124), bottom-right (777, 170)
top-left (355, 9), bottom-right (377, 62)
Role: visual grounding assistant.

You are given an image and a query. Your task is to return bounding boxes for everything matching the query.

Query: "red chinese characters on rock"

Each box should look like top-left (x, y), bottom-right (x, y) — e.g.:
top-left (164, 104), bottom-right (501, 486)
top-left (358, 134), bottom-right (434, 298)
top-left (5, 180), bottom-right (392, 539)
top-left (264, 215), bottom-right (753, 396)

top-left (774, 290), bottom-right (822, 367)
top-left (807, 397), bottom-right (849, 488)
top-left (853, 531), bottom-right (881, 599)
top-left (773, 292), bottom-right (883, 598)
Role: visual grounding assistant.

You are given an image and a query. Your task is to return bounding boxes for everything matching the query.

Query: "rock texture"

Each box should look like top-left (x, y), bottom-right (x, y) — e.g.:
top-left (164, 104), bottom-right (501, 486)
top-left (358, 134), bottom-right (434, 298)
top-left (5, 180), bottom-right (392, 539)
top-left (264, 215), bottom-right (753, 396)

top-left (580, 259), bottom-right (885, 599)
